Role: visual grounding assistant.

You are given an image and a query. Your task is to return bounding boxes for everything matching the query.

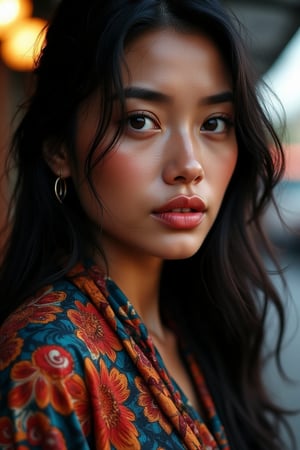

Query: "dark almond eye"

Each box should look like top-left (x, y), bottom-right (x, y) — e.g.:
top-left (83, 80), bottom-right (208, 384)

top-left (127, 113), bottom-right (159, 132)
top-left (203, 118), bottom-right (220, 131)
top-left (129, 115), bottom-right (147, 130)
top-left (201, 116), bottom-right (232, 133)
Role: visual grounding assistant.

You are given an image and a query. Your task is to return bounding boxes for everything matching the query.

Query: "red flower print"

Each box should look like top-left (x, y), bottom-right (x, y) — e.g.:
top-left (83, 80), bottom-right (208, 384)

top-left (67, 301), bottom-right (122, 361)
top-left (65, 373), bottom-right (91, 436)
top-left (0, 307), bottom-right (33, 335)
top-left (33, 346), bottom-right (73, 378)
top-left (0, 288), bottom-right (66, 334)
top-left (0, 332), bottom-right (23, 370)
top-left (84, 358), bottom-right (140, 450)
top-left (26, 412), bottom-right (66, 449)
top-left (8, 346), bottom-right (74, 415)
top-left (135, 376), bottom-right (171, 434)
top-left (27, 291), bottom-right (66, 324)
top-left (0, 417), bottom-right (13, 446)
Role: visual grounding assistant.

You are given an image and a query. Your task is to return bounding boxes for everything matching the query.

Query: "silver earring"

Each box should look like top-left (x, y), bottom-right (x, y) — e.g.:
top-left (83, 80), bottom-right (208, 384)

top-left (54, 176), bottom-right (67, 203)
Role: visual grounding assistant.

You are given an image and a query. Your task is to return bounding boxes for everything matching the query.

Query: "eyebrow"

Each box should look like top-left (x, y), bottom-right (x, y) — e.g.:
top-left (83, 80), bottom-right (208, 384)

top-left (116, 87), bottom-right (170, 103)
top-left (201, 91), bottom-right (233, 105)
top-left (114, 86), bottom-right (233, 105)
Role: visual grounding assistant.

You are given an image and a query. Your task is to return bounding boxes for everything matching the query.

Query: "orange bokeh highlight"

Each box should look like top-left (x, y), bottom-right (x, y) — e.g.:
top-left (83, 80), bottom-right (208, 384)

top-left (0, 0), bottom-right (32, 38)
top-left (1, 17), bottom-right (47, 71)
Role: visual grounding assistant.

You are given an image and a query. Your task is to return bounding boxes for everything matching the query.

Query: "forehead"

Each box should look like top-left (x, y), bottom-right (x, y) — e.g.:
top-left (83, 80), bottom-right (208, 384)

top-left (123, 28), bottom-right (232, 91)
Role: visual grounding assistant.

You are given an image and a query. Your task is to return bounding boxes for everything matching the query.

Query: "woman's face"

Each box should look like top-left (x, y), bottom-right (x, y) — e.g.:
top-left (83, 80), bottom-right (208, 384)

top-left (71, 28), bottom-right (238, 264)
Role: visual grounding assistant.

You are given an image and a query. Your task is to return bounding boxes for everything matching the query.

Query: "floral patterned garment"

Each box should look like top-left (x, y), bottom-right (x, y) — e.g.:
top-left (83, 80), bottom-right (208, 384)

top-left (0, 262), bottom-right (230, 450)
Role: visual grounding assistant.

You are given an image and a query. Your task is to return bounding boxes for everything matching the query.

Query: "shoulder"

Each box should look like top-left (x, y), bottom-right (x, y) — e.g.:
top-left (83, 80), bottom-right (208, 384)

top-left (1, 277), bottom-right (91, 332)
top-left (0, 278), bottom-right (102, 376)
top-left (0, 278), bottom-right (102, 447)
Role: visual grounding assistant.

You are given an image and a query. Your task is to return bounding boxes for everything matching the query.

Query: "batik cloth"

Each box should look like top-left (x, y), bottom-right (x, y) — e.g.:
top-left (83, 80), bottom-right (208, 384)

top-left (0, 262), bottom-right (230, 449)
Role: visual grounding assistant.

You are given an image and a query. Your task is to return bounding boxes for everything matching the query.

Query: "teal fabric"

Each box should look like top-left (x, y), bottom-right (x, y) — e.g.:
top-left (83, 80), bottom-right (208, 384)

top-left (0, 262), bottom-right (229, 449)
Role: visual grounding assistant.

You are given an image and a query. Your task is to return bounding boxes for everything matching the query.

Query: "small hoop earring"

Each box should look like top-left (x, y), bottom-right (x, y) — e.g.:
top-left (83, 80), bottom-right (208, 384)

top-left (54, 176), bottom-right (67, 203)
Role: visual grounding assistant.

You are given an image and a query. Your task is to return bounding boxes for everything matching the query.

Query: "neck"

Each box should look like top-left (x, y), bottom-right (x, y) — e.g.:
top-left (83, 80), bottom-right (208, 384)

top-left (94, 247), bottom-right (165, 337)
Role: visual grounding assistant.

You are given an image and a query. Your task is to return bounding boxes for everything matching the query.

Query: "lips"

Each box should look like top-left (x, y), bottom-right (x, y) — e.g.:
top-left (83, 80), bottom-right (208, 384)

top-left (153, 195), bottom-right (206, 214)
top-left (152, 195), bottom-right (206, 230)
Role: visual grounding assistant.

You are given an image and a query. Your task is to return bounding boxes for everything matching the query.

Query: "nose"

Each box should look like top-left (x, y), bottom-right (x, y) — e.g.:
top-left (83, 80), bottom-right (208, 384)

top-left (162, 132), bottom-right (204, 185)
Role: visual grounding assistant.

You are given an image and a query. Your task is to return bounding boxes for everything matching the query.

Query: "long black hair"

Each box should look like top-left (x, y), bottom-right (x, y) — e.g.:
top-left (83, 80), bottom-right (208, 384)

top-left (0, 0), bottom-right (290, 448)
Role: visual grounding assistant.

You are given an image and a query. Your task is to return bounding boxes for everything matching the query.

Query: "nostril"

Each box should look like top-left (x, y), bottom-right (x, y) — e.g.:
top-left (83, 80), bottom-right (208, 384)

top-left (193, 174), bottom-right (203, 184)
top-left (174, 175), bottom-right (186, 182)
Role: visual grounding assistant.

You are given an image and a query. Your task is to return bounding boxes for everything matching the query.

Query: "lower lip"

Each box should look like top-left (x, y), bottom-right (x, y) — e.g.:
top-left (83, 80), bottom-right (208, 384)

top-left (152, 212), bottom-right (205, 229)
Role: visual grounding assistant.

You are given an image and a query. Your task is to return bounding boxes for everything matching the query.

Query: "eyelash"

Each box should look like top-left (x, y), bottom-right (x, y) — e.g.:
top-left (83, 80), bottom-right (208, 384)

top-left (201, 115), bottom-right (234, 134)
top-left (125, 111), bottom-right (159, 131)
top-left (123, 111), bottom-right (234, 134)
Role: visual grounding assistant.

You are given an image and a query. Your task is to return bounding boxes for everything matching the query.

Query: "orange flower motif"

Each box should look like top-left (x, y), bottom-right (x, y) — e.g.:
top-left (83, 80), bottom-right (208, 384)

top-left (65, 373), bottom-right (91, 436)
top-left (8, 345), bottom-right (74, 415)
top-left (197, 422), bottom-right (218, 449)
top-left (26, 412), bottom-right (66, 449)
top-left (135, 376), bottom-right (172, 434)
top-left (85, 358), bottom-right (140, 450)
top-left (0, 288), bottom-right (66, 335)
top-left (0, 332), bottom-right (23, 370)
top-left (67, 301), bottom-right (122, 361)
top-left (69, 267), bottom-right (109, 310)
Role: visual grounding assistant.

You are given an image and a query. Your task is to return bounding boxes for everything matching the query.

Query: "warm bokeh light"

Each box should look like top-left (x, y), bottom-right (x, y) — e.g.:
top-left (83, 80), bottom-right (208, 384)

top-left (0, 0), bottom-right (32, 38)
top-left (1, 17), bottom-right (47, 71)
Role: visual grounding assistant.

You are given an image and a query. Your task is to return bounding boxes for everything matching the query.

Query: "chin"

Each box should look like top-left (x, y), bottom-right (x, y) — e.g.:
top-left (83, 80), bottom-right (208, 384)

top-left (159, 241), bottom-right (203, 260)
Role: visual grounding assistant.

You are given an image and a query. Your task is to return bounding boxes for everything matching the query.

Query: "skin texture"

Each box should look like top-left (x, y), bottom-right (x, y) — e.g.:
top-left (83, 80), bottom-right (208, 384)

top-left (47, 28), bottom-right (237, 336)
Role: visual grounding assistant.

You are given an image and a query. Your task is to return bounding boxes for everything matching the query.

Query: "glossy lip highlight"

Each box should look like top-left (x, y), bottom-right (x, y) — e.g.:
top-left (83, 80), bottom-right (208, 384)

top-left (152, 195), bottom-right (206, 229)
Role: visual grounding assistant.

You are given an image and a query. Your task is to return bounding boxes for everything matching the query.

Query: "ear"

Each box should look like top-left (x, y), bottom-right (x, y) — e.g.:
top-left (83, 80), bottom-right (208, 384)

top-left (43, 144), bottom-right (72, 179)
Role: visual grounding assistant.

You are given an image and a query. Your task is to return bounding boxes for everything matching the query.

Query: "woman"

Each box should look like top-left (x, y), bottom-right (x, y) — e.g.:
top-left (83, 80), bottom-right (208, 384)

top-left (0, 0), bottom-right (289, 449)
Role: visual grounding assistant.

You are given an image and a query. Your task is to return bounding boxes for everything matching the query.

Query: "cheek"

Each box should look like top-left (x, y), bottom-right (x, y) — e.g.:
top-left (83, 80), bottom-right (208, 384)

top-left (223, 138), bottom-right (238, 173)
top-left (205, 146), bottom-right (238, 190)
top-left (92, 151), bottom-right (150, 200)
top-left (223, 153), bottom-right (238, 183)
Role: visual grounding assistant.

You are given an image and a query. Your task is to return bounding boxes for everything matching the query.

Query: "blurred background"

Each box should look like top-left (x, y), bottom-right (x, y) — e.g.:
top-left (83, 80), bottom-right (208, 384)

top-left (0, 0), bottom-right (299, 447)
top-left (221, 2), bottom-right (300, 448)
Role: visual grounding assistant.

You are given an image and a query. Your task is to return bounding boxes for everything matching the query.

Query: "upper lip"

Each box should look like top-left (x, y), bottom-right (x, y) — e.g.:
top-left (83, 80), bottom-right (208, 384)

top-left (153, 195), bottom-right (206, 213)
